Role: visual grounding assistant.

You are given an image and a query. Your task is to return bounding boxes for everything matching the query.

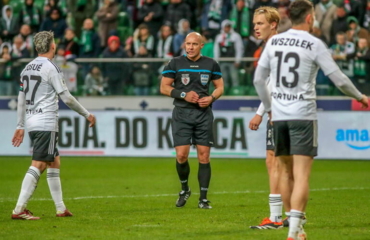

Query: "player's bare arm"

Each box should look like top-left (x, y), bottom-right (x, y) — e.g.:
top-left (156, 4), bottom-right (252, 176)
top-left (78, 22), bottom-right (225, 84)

top-left (160, 76), bottom-right (199, 103)
top-left (198, 77), bottom-right (224, 108)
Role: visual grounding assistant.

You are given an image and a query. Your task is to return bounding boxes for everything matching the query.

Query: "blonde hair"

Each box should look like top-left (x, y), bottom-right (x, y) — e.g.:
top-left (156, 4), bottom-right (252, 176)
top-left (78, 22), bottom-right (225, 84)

top-left (254, 7), bottom-right (280, 26)
top-left (34, 31), bottom-right (54, 54)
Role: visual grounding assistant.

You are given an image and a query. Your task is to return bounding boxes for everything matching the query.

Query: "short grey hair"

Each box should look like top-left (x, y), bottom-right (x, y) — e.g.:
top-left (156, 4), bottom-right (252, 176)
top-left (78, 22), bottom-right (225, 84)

top-left (34, 31), bottom-right (54, 54)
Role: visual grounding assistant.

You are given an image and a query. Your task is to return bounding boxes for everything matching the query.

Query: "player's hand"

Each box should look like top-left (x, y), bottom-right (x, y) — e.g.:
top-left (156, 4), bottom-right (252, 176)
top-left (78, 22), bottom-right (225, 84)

top-left (358, 94), bottom-right (369, 108)
top-left (12, 129), bottom-right (24, 147)
top-left (184, 91), bottom-right (199, 103)
top-left (198, 96), bottom-right (213, 108)
top-left (87, 114), bottom-right (96, 127)
top-left (249, 114), bottom-right (263, 131)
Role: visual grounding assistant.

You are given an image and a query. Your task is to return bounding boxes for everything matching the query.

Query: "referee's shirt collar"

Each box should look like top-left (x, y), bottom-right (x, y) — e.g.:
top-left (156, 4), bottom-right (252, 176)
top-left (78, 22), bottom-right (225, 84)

top-left (184, 54), bottom-right (203, 62)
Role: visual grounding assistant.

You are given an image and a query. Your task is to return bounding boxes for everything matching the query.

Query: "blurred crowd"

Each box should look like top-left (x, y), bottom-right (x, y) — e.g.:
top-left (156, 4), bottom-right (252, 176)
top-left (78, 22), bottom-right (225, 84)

top-left (0, 0), bottom-right (369, 96)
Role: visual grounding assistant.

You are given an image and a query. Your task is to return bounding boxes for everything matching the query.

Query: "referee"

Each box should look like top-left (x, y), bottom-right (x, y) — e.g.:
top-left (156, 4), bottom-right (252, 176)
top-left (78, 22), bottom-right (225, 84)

top-left (160, 32), bottom-right (224, 209)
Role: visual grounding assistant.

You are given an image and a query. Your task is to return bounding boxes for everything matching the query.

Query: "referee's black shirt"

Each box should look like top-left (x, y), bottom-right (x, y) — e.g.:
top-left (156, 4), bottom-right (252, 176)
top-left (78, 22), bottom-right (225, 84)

top-left (162, 55), bottom-right (222, 108)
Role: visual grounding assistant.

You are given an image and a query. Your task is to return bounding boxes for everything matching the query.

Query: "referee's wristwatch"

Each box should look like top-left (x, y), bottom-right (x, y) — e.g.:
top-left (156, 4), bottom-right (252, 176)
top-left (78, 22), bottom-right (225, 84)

top-left (180, 92), bottom-right (187, 99)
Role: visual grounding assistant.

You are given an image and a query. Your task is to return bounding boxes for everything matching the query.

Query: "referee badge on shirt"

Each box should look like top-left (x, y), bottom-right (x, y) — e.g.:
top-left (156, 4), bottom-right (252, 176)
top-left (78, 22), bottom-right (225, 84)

top-left (181, 74), bottom-right (190, 85)
top-left (200, 74), bottom-right (209, 86)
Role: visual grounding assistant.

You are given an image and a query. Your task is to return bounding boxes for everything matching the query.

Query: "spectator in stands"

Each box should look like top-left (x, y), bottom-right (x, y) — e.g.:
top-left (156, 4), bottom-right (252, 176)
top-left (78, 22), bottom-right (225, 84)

top-left (67, 0), bottom-right (96, 38)
top-left (229, 0), bottom-right (251, 39)
top-left (214, 19), bottom-right (244, 87)
top-left (123, 36), bottom-right (134, 57)
top-left (0, 43), bottom-right (13, 96)
top-left (276, 0), bottom-right (290, 8)
top-left (102, 35), bottom-right (129, 95)
top-left (330, 31), bottom-right (355, 80)
top-left (80, 19), bottom-right (100, 58)
top-left (0, 6), bottom-right (20, 42)
top-left (85, 65), bottom-right (106, 96)
top-left (19, 24), bottom-right (35, 58)
top-left (342, 0), bottom-right (363, 28)
top-left (133, 23), bottom-right (155, 56)
top-left (163, 0), bottom-right (192, 30)
top-left (363, 0), bottom-right (370, 31)
top-left (330, 5), bottom-right (349, 46)
top-left (156, 24), bottom-right (174, 59)
top-left (346, 16), bottom-right (370, 46)
top-left (253, 0), bottom-right (278, 11)
top-left (61, 53), bottom-right (79, 93)
top-left (201, 0), bottom-right (233, 39)
top-left (43, 0), bottom-right (67, 18)
top-left (315, 0), bottom-right (337, 44)
top-left (79, 18), bottom-right (101, 77)
top-left (39, 8), bottom-right (68, 43)
top-left (137, 0), bottom-right (164, 38)
top-left (96, 0), bottom-right (120, 48)
top-left (349, 38), bottom-right (370, 95)
top-left (11, 35), bottom-right (31, 95)
top-left (19, 0), bottom-right (43, 33)
top-left (173, 19), bottom-right (193, 56)
top-left (201, 30), bottom-right (214, 58)
top-left (277, 6), bottom-right (291, 33)
top-left (132, 45), bottom-right (153, 96)
top-left (61, 28), bottom-right (80, 57)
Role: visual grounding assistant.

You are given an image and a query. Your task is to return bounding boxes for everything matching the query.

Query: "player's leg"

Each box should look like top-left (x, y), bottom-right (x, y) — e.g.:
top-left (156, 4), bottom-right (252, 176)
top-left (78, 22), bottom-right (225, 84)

top-left (172, 107), bottom-right (193, 207)
top-left (267, 151), bottom-right (283, 222)
top-left (287, 120), bottom-right (317, 239)
top-left (47, 152), bottom-right (73, 217)
top-left (12, 131), bottom-right (51, 220)
top-left (266, 119), bottom-right (283, 223)
top-left (251, 120), bottom-right (283, 229)
top-left (193, 107), bottom-right (213, 209)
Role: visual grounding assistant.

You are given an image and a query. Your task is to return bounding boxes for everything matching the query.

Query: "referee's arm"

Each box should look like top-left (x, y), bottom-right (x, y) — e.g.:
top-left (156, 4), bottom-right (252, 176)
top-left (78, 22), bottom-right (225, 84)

top-left (160, 76), bottom-right (175, 97)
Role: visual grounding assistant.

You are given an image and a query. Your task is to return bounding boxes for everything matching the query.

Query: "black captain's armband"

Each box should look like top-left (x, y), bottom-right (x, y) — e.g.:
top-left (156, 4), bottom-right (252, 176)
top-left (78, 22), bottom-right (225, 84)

top-left (171, 89), bottom-right (186, 99)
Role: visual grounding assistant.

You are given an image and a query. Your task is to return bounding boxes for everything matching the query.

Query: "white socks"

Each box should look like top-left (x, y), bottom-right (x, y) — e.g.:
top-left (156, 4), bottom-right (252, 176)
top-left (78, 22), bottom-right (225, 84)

top-left (269, 194), bottom-right (283, 222)
top-left (47, 168), bottom-right (66, 212)
top-left (14, 166), bottom-right (40, 213)
top-left (288, 209), bottom-right (304, 239)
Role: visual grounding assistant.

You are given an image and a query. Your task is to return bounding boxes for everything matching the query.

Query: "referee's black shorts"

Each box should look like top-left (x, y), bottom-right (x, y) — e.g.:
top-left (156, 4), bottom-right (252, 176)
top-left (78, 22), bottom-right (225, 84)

top-left (29, 131), bottom-right (59, 162)
top-left (171, 106), bottom-right (214, 147)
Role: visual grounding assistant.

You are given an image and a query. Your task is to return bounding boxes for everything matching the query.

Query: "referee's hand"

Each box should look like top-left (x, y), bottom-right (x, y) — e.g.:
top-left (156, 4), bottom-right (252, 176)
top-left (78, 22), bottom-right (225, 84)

top-left (184, 91), bottom-right (199, 104)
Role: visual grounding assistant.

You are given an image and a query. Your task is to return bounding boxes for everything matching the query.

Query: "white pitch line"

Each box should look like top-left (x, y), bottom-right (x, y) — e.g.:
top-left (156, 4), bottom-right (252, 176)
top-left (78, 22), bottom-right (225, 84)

top-left (0, 187), bottom-right (368, 203)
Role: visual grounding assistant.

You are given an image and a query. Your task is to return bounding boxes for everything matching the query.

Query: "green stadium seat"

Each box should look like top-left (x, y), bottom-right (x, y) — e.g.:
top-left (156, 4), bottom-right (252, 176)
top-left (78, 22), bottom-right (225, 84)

top-left (149, 85), bottom-right (159, 95)
top-left (118, 11), bottom-right (130, 27)
top-left (34, 0), bottom-right (44, 11)
top-left (9, 0), bottom-right (22, 14)
top-left (247, 86), bottom-right (258, 96)
top-left (124, 85), bottom-right (135, 95)
top-left (228, 86), bottom-right (247, 96)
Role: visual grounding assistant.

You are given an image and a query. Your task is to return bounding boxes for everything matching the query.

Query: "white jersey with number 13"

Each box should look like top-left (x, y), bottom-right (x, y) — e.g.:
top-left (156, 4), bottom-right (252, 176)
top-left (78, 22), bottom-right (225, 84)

top-left (258, 29), bottom-right (339, 121)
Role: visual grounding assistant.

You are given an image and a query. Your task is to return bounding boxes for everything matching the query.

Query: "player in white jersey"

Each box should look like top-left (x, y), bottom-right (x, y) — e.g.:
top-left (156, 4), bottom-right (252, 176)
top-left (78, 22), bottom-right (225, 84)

top-left (11, 31), bottom-right (96, 220)
top-left (254, 1), bottom-right (369, 239)
top-left (248, 6), bottom-right (285, 230)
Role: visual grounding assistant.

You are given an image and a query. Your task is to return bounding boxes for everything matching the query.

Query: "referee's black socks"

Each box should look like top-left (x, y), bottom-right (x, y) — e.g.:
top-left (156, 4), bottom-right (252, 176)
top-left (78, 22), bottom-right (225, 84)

top-left (198, 163), bottom-right (211, 200)
top-left (176, 160), bottom-right (190, 191)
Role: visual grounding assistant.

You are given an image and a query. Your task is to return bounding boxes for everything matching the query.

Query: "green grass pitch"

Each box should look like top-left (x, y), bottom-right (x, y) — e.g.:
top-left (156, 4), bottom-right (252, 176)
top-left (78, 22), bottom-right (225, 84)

top-left (0, 157), bottom-right (369, 240)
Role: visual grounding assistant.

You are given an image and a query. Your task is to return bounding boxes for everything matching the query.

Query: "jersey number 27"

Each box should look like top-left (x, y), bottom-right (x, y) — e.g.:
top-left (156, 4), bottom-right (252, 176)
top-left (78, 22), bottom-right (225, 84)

top-left (22, 75), bottom-right (41, 105)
